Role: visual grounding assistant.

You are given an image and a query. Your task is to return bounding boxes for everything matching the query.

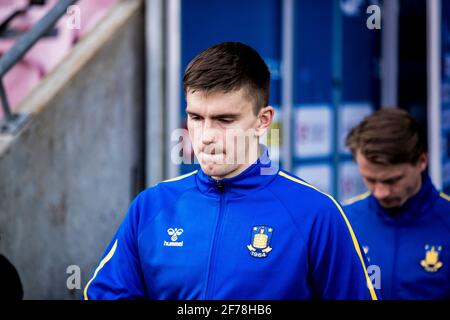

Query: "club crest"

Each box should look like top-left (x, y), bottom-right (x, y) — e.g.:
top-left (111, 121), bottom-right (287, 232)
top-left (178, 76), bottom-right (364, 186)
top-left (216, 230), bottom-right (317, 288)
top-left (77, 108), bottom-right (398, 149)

top-left (420, 245), bottom-right (443, 272)
top-left (247, 226), bottom-right (274, 258)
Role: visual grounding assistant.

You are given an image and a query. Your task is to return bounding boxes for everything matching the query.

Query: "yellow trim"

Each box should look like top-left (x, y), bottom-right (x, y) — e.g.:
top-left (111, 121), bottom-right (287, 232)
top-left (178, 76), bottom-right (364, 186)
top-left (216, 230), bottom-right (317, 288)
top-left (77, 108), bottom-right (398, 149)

top-left (83, 239), bottom-right (118, 300)
top-left (278, 171), bottom-right (378, 300)
top-left (343, 191), bottom-right (371, 206)
top-left (440, 192), bottom-right (450, 202)
top-left (162, 170), bottom-right (198, 183)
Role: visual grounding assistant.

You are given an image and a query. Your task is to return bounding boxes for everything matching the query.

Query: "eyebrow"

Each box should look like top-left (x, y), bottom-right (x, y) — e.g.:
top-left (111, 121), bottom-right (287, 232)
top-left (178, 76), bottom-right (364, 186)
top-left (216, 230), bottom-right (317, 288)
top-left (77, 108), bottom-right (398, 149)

top-left (365, 175), bottom-right (404, 183)
top-left (381, 175), bottom-right (404, 183)
top-left (186, 111), bottom-right (240, 120)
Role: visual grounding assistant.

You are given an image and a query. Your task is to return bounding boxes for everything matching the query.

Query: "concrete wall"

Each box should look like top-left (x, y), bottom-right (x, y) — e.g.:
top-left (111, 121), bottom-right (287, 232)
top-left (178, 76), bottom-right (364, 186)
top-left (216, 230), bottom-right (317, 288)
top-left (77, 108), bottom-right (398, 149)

top-left (0, 0), bottom-right (145, 299)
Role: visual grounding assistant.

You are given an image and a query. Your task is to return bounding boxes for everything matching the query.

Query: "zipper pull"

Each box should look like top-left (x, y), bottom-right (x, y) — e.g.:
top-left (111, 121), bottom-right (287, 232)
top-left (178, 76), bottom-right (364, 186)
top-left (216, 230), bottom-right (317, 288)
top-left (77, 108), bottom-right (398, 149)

top-left (216, 180), bottom-right (224, 193)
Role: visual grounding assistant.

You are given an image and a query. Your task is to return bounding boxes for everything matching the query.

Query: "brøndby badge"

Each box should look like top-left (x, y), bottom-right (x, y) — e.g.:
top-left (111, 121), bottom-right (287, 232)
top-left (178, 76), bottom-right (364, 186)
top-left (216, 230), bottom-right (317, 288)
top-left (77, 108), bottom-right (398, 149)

top-left (420, 245), bottom-right (443, 272)
top-left (247, 226), bottom-right (273, 258)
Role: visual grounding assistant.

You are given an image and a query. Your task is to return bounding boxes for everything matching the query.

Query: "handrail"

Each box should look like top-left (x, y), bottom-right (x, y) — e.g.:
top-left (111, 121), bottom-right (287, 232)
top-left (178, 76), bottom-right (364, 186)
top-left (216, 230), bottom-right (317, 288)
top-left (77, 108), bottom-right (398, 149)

top-left (0, 0), bottom-right (78, 134)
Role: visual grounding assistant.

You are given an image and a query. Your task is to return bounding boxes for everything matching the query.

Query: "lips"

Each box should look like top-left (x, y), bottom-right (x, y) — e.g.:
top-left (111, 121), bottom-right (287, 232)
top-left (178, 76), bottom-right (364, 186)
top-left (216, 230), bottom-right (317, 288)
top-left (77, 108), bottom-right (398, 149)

top-left (201, 146), bottom-right (224, 155)
top-left (200, 152), bottom-right (223, 158)
top-left (200, 151), bottom-right (225, 164)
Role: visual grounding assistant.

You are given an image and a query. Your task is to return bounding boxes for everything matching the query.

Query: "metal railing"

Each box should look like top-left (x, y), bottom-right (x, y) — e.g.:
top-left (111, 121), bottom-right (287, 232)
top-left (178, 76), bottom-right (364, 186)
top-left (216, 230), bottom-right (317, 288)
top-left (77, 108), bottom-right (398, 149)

top-left (0, 0), bottom-right (78, 134)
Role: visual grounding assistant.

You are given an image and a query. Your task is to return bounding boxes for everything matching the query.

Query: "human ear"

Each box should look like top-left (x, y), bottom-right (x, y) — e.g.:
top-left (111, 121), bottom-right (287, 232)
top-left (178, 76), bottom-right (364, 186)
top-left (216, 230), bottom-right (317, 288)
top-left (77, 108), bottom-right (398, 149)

top-left (255, 106), bottom-right (274, 137)
top-left (417, 153), bottom-right (428, 172)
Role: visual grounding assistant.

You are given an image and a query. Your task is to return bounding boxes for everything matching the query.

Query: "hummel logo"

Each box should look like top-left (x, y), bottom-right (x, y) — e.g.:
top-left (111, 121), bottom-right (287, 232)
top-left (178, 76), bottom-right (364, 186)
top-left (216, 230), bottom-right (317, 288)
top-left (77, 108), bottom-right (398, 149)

top-left (164, 228), bottom-right (184, 247)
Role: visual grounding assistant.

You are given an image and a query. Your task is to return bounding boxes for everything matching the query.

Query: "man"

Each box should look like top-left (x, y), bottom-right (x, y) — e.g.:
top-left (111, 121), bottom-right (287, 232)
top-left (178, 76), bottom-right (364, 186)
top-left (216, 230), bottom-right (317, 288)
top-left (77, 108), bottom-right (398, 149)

top-left (344, 108), bottom-right (450, 299)
top-left (83, 42), bottom-right (377, 300)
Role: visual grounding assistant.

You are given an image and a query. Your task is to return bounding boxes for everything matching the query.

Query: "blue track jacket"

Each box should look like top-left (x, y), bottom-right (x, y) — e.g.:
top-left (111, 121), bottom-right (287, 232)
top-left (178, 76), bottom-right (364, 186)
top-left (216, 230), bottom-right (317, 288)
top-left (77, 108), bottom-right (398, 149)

top-left (84, 151), bottom-right (377, 300)
top-left (344, 173), bottom-right (450, 299)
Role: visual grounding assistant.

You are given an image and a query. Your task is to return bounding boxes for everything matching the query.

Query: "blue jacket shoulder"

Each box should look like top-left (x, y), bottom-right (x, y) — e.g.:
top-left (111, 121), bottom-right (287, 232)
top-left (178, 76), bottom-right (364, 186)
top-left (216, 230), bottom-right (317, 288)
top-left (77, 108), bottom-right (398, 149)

top-left (268, 170), bottom-right (346, 222)
top-left (342, 192), bottom-right (372, 223)
top-left (129, 170), bottom-right (198, 226)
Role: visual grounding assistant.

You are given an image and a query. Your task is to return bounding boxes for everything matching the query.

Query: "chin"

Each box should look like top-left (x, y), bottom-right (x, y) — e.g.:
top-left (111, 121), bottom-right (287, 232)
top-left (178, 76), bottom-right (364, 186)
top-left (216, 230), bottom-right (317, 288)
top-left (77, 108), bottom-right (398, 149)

top-left (200, 163), bottom-right (223, 176)
top-left (379, 199), bottom-right (402, 209)
top-left (380, 203), bottom-right (396, 209)
top-left (200, 162), bottom-right (234, 178)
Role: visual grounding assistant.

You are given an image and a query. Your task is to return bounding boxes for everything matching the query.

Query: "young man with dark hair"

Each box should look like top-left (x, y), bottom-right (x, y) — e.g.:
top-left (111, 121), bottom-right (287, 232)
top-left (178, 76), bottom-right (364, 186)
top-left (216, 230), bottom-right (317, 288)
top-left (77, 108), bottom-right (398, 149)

top-left (344, 108), bottom-right (450, 299)
top-left (84, 42), bottom-right (377, 300)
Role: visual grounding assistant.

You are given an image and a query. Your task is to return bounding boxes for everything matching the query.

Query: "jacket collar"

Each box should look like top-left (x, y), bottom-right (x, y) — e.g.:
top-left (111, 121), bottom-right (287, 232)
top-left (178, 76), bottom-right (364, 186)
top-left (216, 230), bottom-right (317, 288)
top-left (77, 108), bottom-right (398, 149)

top-left (195, 146), bottom-right (279, 198)
top-left (368, 172), bottom-right (439, 224)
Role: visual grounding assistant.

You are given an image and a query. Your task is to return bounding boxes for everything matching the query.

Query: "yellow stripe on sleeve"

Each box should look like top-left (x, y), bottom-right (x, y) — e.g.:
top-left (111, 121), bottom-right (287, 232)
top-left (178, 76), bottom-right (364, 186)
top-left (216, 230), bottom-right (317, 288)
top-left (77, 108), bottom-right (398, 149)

top-left (278, 171), bottom-right (378, 300)
top-left (162, 170), bottom-right (198, 183)
top-left (440, 192), bottom-right (450, 202)
top-left (83, 239), bottom-right (118, 300)
top-left (343, 191), bottom-right (371, 205)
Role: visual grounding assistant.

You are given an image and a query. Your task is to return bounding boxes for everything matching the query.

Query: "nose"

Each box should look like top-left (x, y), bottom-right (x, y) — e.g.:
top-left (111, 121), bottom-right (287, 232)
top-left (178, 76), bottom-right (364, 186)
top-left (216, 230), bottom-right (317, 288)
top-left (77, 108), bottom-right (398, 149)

top-left (201, 132), bottom-right (215, 145)
top-left (201, 120), bottom-right (216, 145)
top-left (373, 183), bottom-right (390, 200)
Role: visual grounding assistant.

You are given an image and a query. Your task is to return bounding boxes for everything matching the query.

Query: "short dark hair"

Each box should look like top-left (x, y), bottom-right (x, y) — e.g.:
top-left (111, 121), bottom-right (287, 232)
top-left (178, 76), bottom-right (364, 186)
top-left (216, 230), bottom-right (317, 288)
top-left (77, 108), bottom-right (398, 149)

top-left (183, 42), bottom-right (270, 114)
top-left (345, 108), bottom-right (427, 165)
